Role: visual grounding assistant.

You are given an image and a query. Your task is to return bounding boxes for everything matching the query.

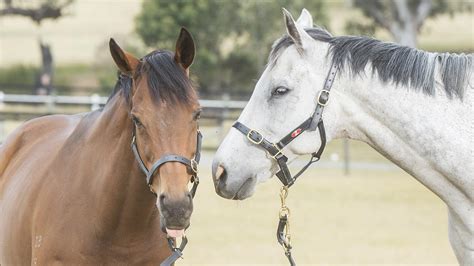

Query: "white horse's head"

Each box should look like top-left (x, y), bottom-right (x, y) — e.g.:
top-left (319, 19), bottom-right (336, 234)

top-left (212, 9), bottom-right (340, 199)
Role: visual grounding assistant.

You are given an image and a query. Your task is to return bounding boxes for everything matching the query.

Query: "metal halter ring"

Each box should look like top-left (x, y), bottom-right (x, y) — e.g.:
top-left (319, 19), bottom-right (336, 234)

top-left (317, 89), bottom-right (331, 106)
top-left (279, 206), bottom-right (291, 218)
top-left (271, 143), bottom-right (283, 159)
top-left (247, 129), bottom-right (263, 145)
top-left (148, 184), bottom-right (156, 194)
top-left (280, 186), bottom-right (289, 202)
top-left (167, 235), bottom-right (188, 251)
top-left (190, 159), bottom-right (198, 173)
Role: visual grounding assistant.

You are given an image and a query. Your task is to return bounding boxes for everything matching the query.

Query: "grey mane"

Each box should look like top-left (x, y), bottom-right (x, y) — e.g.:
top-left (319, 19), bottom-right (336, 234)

top-left (270, 28), bottom-right (473, 100)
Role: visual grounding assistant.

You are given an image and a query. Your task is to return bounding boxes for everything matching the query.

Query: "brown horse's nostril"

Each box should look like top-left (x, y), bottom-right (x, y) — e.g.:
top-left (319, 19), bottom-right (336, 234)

top-left (159, 194), bottom-right (166, 205)
top-left (159, 192), bottom-right (193, 230)
top-left (185, 192), bottom-right (192, 202)
top-left (215, 165), bottom-right (227, 182)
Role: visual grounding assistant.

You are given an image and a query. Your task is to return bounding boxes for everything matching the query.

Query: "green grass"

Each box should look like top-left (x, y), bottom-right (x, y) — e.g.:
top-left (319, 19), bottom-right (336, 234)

top-left (54, 64), bottom-right (116, 95)
top-left (0, 63), bottom-right (116, 95)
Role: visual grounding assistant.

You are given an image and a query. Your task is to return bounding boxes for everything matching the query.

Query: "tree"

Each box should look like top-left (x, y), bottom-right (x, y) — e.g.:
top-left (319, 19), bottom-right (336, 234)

top-left (136, 0), bottom-right (242, 95)
top-left (0, 0), bottom-right (73, 23)
top-left (135, 0), bottom-right (327, 96)
top-left (348, 0), bottom-right (468, 47)
top-left (0, 0), bottom-right (74, 94)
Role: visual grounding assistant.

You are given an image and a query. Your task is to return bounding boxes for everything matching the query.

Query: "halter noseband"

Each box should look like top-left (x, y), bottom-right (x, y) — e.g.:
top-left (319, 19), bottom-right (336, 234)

top-left (131, 128), bottom-right (202, 266)
top-left (232, 62), bottom-right (338, 266)
top-left (131, 130), bottom-right (202, 197)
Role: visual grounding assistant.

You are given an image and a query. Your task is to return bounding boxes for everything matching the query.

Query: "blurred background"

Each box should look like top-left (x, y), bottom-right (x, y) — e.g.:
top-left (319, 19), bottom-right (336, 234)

top-left (0, 0), bottom-right (472, 264)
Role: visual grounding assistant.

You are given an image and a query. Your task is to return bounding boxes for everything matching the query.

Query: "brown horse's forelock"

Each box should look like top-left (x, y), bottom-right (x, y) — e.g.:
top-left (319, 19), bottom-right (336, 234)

top-left (108, 50), bottom-right (195, 105)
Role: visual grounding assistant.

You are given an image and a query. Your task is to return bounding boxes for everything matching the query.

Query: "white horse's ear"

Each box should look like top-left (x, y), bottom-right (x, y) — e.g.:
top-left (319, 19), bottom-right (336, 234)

top-left (282, 8), bottom-right (313, 52)
top-left (296, 8), bottom-right (313, 28)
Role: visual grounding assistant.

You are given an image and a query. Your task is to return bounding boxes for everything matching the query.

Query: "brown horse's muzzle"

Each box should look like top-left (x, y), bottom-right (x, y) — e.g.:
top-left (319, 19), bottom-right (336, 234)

top-left (158, 192), bottom-right (193, 232)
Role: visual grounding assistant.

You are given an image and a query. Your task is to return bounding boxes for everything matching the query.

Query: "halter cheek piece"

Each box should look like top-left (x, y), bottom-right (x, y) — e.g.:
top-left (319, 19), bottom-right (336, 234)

top-left (131, 129), bottom-right (202, 266)
top-left (233, 62), bottom-right (338, 266)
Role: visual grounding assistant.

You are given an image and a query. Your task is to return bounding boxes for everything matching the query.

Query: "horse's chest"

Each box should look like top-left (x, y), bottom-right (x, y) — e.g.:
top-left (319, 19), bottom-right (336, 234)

top-left (32, 230), bottom-right (170, 264)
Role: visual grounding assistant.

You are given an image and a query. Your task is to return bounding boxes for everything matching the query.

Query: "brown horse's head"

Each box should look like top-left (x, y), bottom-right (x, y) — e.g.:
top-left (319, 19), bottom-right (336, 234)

top-left (109, 28), bottom-right (200, 235)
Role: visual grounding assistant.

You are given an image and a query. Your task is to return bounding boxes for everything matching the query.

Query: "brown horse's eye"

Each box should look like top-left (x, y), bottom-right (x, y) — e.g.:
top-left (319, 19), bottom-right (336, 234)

top-left (132, 115), bottom-right (143, 127)
top-left (193, 110), bottom-right (202, 121)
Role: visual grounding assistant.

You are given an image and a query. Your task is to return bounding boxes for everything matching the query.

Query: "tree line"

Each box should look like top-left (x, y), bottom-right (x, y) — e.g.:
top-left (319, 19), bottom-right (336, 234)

top-left (0, 0), bottom-right (471, 97)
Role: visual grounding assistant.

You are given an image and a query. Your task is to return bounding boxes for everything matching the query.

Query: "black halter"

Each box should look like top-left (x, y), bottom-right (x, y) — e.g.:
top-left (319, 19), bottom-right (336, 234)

top-left (232, 62), bottom-right (338, 265)
top-left (131, 130), bottom-right (202, 197)
top-left (131, 128), bottom-right (202, 266)
top-left (233, 62), bottom-right (337, 187)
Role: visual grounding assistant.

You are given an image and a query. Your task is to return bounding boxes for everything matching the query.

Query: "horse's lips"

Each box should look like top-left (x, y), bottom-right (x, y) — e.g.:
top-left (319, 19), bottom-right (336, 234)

top-left (166, 228), bottom-right (185, 238)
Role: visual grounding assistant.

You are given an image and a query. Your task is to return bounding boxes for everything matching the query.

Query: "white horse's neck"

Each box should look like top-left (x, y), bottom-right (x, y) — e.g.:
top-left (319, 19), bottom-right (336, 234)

top-left (329, 63), bottom-right (473, 208)
top-left (328, 65), bottom-right (474, 264)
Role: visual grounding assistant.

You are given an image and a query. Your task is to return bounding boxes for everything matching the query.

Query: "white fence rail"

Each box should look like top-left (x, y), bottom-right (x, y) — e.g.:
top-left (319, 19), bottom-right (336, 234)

top-left (0, 92), bottom-right (248, 111)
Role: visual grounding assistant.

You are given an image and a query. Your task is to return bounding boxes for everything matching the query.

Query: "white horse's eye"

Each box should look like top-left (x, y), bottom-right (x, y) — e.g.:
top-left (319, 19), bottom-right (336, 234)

top-left (272, 86), bottom-right (290, 96)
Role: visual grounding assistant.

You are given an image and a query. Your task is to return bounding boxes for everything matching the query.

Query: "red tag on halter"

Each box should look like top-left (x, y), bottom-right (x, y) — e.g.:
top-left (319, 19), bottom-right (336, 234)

top-left (291, 128), bottom-right (302, 138)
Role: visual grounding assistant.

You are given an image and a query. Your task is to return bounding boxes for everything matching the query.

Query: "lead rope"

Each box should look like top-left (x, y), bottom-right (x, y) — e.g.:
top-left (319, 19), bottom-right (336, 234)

top-left (277, 186), bottom-right (296, 266)
top-left (160, 236), bottom-right (189, 266)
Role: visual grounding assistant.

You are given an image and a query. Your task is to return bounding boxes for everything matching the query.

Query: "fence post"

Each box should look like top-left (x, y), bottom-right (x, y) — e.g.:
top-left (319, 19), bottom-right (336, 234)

top-left (91, 94), bottom-right (100, 111)
top-left (0, 91), bottom-right (4, 142)
top-left (46, 95), bottom-right (55, 113)
top-left (219, 93), bottom-right (230, 142)
top-left (343, 138), bottom-right (350, 175)
top-left (0, 91), bottom-right (4, 108)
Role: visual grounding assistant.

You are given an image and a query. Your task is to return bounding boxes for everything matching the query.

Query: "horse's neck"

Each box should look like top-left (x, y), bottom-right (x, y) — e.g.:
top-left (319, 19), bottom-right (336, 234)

top-left (80, 93), bottom-right (158, 238)
top-left (330, 70), bottom-right (473, 206)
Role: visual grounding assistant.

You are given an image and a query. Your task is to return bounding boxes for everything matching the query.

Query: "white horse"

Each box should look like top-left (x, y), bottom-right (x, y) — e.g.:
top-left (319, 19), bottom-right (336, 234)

top-left (212, 8), bottom-right (473, 265)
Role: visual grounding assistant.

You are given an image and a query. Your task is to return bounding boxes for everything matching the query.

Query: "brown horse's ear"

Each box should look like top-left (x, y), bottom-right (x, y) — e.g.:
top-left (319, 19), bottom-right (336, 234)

top-left (109, 38), bottom-right (140, 76)
top-left (174, 27), bottom-right (195, 70)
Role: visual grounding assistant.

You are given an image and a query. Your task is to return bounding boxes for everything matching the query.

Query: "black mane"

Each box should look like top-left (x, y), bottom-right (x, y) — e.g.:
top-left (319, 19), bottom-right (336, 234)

top-left (108, 50), bottom-right (195, 104)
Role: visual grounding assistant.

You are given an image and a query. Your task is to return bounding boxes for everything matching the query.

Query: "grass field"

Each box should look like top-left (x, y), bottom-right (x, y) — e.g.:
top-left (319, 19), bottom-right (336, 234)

top-left (184, 164), bottom-right (457, 265)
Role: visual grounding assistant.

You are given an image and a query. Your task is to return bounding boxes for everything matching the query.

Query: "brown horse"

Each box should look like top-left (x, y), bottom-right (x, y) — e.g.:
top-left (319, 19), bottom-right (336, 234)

top-left (0, 28), bottom-right (201, 264)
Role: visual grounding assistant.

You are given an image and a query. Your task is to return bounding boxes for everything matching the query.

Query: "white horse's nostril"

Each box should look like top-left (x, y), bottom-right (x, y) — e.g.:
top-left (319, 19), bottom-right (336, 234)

top-left (215, 165), bottom-right (225, 181)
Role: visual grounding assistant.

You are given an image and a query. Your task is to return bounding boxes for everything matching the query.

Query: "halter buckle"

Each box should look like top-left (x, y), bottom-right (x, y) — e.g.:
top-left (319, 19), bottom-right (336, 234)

top-left (247, 129), bottom-right (263, 145)
top-left (317, 89), bottom-right (330, 106)
top-left (190, 159), bottom-right (198, 174)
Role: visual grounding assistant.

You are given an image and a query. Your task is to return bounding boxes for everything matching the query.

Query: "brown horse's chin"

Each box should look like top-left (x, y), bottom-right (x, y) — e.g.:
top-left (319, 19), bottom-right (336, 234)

top-left (159, 214), bottom-right (191, 234)
top-left (156, 191), bottom-right (193, 234)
